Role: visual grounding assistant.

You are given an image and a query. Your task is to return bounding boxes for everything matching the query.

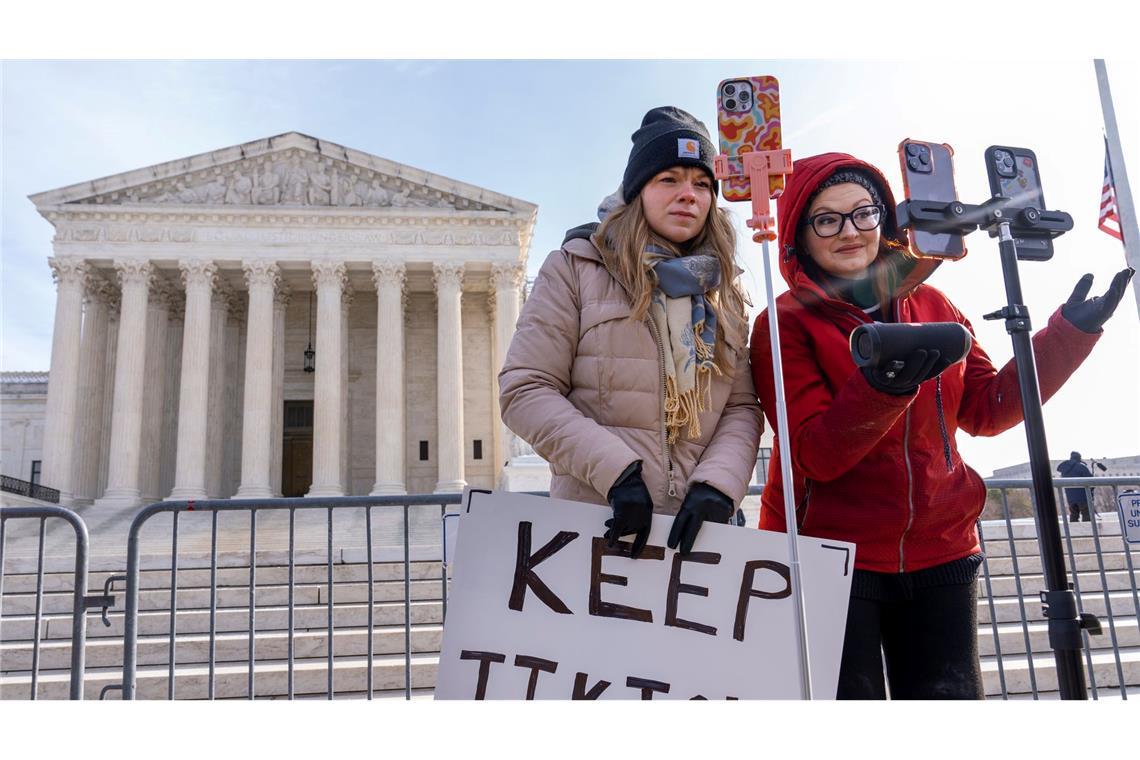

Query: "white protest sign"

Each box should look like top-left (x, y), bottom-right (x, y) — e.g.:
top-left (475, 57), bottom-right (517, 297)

top-left (1118, 491), bottom-right (1140, 544)
top-left (435, 489), bottom-right (855, 700)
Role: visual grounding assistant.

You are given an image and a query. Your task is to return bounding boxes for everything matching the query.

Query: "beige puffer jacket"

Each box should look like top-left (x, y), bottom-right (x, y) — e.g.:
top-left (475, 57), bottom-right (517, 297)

top-left (499, 235), bottom-right (763, 514)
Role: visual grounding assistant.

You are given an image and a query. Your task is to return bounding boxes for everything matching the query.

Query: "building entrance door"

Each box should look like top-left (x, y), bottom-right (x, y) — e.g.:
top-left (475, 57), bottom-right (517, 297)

top-left (281, 400), bottom-right (313, 497)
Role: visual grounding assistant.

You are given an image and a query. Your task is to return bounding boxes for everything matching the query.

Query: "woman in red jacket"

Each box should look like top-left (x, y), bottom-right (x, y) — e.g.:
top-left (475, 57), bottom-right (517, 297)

top-left (750, 152), bottom-right (1133, 699)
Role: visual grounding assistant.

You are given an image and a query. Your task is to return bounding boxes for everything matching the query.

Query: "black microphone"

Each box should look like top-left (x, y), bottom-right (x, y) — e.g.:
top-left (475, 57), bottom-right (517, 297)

top-left (850, 322), bottom-right (973, 371)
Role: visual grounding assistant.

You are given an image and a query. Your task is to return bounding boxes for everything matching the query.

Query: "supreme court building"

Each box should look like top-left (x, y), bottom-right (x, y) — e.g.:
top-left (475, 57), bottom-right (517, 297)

top-left (14, 132), bottom-right (538, 509)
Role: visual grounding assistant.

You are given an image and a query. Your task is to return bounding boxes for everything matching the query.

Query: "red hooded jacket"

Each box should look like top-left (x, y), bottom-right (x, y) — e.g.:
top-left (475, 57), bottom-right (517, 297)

top-left (750, 153), bottom-right (1100, 573)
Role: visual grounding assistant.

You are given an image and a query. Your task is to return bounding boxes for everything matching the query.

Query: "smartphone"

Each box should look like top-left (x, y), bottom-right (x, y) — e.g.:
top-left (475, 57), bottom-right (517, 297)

top-left (897, 139), bottom-right (966, 259)
top-left (985, 145), bottom-right (1053, 261)
top-left (716, 76), bottom-right (782, 202)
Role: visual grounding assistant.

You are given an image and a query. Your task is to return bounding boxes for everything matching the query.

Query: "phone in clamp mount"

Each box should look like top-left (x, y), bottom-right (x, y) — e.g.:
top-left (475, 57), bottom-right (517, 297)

top-left (896, 139), bottom-right (967, 259)
top-left (894, 141), bottom-right (1073, 263)
top-left (984, 145), bottom-right (1061, 261)
top-left (713, 75), bottom-right (792, 242)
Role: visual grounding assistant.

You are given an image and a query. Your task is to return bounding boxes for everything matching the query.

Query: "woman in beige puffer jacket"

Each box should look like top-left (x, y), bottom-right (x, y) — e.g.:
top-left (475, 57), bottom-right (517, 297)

top-left (498, 106), bottom-right (763, 557)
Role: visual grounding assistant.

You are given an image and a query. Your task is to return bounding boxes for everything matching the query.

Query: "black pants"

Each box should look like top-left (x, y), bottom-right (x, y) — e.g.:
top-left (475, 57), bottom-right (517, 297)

top-left (1069, 501), bottom-right (1091, 523)
top-left (837, 580), bottom-right (984, 700)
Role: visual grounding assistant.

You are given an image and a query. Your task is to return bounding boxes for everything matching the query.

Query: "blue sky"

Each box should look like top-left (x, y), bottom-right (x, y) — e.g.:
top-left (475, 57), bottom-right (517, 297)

top-left (2, 58), bottom-right (1138, 477)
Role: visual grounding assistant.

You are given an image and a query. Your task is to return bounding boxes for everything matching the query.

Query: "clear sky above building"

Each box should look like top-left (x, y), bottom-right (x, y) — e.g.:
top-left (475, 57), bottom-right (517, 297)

top-left (2, 58), bottom-right (1137, 477)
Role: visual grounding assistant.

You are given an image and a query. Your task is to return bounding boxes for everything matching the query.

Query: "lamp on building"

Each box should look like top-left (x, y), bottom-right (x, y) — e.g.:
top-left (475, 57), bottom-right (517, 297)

top-left (304, 291), bottom-right (316, 373)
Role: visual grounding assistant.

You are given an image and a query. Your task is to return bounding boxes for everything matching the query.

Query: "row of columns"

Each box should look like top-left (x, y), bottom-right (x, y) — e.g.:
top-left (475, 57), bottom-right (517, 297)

top-left (41, 256), bottom-right (526, 508)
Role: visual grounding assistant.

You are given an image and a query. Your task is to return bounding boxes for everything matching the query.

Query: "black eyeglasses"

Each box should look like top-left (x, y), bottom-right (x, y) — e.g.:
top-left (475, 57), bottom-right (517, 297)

top-left (802, 204), bottom-right (884, 238)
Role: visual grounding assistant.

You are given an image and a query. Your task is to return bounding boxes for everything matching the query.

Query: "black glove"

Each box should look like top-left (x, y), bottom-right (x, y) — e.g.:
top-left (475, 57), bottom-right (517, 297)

top-left (604, 461), bottom-right (653, 559)
top-left (667, 482), bottom-right (734, 555)
top-left (1061, 268), bottom-right (1135, 333)
top-left (861, 348), bottom-right (943, 395)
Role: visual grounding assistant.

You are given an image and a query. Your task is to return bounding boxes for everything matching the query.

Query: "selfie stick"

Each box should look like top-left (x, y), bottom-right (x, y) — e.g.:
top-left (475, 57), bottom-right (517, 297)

top-left (898, 194), bottom-right (1098, 699)
top-left (716, 148), bottom-right (814, 699)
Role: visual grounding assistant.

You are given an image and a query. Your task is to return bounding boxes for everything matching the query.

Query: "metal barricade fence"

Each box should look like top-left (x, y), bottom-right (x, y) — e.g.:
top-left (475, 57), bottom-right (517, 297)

top-left (117, 494), bottom-right (461, 700)
top-left (979, 476), bottom-right (1139, 700)
top-left (4, 477), bottom-right (1138, 699)
top-left (0, 505), bottom-right (113, 699)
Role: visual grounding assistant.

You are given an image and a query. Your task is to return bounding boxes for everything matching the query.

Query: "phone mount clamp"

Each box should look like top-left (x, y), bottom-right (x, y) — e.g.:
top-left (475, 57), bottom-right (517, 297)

top-left (899, 194), bottom-right (1097, 700)
top-left (714, 148), bottom-right (793, 242)
top-left (896, 197), bottom-right (1074, 248)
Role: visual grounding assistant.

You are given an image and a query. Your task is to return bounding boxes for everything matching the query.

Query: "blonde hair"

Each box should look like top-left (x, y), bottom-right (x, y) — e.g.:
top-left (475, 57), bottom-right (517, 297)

top-left (594, 194), bottom-right (747, 363)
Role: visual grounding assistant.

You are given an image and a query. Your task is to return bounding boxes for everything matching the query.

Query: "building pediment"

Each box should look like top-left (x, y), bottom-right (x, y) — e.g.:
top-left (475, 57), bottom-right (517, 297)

top-left (29, 132), bottom-right (535, 217)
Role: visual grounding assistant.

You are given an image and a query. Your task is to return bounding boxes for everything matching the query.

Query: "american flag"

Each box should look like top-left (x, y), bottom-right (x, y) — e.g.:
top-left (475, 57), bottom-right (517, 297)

top-left (1099, 141), bottom-right (1123, 242)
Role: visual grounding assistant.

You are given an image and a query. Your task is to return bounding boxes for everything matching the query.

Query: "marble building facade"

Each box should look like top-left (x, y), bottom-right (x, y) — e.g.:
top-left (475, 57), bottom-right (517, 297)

top-left (17, 132), bottom-right (537, 509)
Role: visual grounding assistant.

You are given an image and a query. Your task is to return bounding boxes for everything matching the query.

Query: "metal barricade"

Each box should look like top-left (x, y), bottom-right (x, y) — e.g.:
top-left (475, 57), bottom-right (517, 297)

top-left (979, 476), bottom-right (1140, 700)
top-left (117, 494), bottom-right (461, 701)
top-left (0, 505), bottom-right (113, 699)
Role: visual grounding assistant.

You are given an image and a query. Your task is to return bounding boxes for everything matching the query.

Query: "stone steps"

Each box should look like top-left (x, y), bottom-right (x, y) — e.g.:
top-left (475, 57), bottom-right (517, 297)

top-left (982, 552), bottom-right (1136, 576)
top-left (982, 569), bottom-right (1136, 597)
top-left (0, 560), bottom-right (446, 594)
top-left (0, 599), bottom-right (445, 641)
top-left (980, 647), bottom-right (1140, 696)
top-left (9, 646), bottom-right (1136, 700)
top-left (976, 589), bottom-right (1137, 625)
top-left (979, 533), bottom-right (1131, 558)
top-left (978, 616), bottom-right (1140, 657)
top-left (0, 623), bottom-right (444, 671)
top-left (0, 578), bottom-right (444, 616)
top-left (0, 652), bottom-right (441, 700)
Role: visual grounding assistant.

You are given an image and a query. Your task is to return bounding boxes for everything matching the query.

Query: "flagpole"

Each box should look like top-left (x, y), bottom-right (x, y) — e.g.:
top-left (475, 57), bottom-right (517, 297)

top-left (1094, 59), bottom-right (1140, 320)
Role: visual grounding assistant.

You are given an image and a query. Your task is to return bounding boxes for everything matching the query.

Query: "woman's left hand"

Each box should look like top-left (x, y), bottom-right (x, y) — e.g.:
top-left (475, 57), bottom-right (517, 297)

top-left (1061, 268), bottom-right (1135, 333)
top-left (668, 482), bottom-right (734, 555)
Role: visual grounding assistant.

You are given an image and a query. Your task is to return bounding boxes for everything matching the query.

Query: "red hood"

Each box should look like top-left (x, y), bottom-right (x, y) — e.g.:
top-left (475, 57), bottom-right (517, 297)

top-left (775, 152), bottom-right (939, 306)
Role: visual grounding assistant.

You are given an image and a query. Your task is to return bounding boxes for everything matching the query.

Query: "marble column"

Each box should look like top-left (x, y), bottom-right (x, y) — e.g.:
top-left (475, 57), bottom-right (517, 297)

top-left (270, 287), bottom-right (290, 497)
top-left (94, 259), bottom-right (153, 509)
top-left (41, 257), bottom-right (89, 503)
top-left (169, 260), bottom-right (217, 500)
top-left (71, 276), bottom-right (114, 503)
top-left (159, 295), bottom-right (184, 499)
top-left (370, 261), bottom-right (407, 495)
top-left (491, 262), bottom-right (526, 473)
top-left (340, 285), bottom-right (353, 494)
top-left (97, 297), bottom-right (120, 499)
top-left (308, 260), bottom-right (346, 497)
top-left (237, 260), bottom-right (280, 498)
top-left (205, 285), bottom-right (233, 498)
top-left (139, 278), bottom-right (174, 503)
top-left (433, 262), bottom-right (466, 493)
top-left (223, 298), bottom-right (245, 497)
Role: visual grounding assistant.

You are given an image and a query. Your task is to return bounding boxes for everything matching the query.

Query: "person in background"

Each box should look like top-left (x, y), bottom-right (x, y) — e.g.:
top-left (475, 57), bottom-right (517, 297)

top-left (1057, 451), bottom-right (1094, 522)
top-left (499, 106), bottom-right (763, 558)
top-left (750, 151), bottom-right (1134, 699)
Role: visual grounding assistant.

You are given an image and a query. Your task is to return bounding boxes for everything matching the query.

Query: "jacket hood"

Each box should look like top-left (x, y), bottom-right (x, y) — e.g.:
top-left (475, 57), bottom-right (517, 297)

top-left (563, 222), bottom-right (600, 246)
top-left (776, 152), bottom-right (939, 307)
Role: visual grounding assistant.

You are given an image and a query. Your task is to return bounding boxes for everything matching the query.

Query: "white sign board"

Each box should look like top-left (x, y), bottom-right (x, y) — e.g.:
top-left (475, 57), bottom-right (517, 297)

top-left (435, 489), bottom-right (855, 700)
top-left (1118, 491), bottom-right (1140, 544)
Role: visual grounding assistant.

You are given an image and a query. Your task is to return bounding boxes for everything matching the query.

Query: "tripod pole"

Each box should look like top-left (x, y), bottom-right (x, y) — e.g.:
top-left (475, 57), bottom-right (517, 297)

top-left (760, 237), bottom-right (813, 700)
top-left (994, 222), bottom-right (1089, 699)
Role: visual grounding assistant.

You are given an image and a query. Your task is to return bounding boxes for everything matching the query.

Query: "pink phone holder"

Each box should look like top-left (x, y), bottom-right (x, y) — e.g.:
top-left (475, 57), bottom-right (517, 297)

top-left (715, 148), bottom-right (793, 242)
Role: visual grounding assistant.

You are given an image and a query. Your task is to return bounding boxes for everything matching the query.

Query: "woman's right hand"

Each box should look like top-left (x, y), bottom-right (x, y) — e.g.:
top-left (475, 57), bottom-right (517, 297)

top-left (604, 461), bottom-right (653, 558)
top-left (861, 348), bottom-right (945, 395)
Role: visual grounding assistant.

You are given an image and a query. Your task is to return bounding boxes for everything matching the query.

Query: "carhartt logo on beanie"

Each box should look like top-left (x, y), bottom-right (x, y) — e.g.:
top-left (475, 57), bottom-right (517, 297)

top-left (622, 106), bottom-right (718, 203)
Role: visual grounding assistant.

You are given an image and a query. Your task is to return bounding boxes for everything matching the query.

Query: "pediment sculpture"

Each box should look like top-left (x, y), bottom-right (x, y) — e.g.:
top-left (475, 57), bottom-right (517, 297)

top-left (94, 152), bottom-right (485, 210)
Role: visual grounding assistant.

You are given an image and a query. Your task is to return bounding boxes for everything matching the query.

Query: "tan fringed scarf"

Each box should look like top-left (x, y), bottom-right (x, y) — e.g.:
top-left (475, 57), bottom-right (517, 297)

top-left (644, 245), bottom-right (724, 444)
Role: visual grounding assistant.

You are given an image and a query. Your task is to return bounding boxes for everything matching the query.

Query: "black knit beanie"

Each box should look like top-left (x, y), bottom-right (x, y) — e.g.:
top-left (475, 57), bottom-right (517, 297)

top-left (622, 106), bottom-right (718, 203)
top-left (806, 168), bottom-right (885, 212)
